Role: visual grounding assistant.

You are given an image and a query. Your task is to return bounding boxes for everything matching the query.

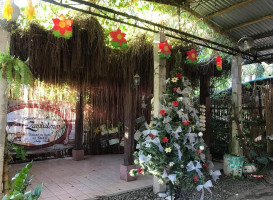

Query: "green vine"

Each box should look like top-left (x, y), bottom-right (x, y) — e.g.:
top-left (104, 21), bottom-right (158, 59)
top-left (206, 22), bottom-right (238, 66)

top-left (0, 47), bottom-right (33, 96)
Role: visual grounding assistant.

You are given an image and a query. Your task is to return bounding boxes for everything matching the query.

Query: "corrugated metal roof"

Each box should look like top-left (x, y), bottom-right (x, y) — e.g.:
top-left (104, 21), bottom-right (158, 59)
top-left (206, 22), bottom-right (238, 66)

top-left (189, 0), bottom-right (273, 63)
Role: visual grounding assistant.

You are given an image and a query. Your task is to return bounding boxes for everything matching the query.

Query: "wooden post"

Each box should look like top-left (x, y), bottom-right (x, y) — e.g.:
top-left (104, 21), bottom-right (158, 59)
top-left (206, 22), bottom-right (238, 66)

top-left (266, 84), bottom-right (273, 153)
top-left (153, 32), bottom-right (167, 194)
top-left (0, 28), bottom-right (10, 196)
top-left (231, 55), bottom-right (243, 156)
top-left (72, 75), bottom-right (84, 160)
top-left (199, 75), bottom-right (211, 160)
top-left (123, 81), bottom-right (137, 166)
top-left (120, 69), bottom-right (138, 181)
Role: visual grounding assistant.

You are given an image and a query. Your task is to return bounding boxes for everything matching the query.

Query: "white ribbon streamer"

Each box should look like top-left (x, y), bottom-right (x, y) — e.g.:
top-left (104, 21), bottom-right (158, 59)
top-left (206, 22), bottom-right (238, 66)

top-left (196, 180), bottom-right (213, 200)
top-left (173, 143), bottom-right (182, 160)
top-left (187, 161), bottom-right (203, 178)
top-left (162, 169), bottom-right (177, 182)
top-left (163, 116), bottom-right (172, 124)
top-left (210, 170), bottom-right (221, 182)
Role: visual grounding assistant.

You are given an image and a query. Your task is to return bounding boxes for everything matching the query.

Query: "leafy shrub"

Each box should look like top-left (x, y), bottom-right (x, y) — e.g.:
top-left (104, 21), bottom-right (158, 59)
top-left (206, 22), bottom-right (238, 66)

top-left (2, 162), bottom-right (43, 200)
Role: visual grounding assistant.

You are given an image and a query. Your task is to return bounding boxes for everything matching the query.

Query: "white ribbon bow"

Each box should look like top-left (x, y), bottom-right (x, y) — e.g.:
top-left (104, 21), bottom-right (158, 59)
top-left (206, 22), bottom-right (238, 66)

top-left (210, 170), bottom-right (221, 182)
top-left (183, 132), bottom-right (197, 144)
top-left (172, 126), bottom-right (181, 139)
top-left (143, 123), bottom-right (159, 136)
top-left (196, 180), bottom-right (213, 200)
top-left (162, 169), bottom-right (177, 182)
top-left (165, 123), bottom-right (172, 133)
top-left (185, 142), bottom-right (196, 151)
top-left (187, 161), bottom-right (203, 178)
top-left (163, 116), bottom-right (172, 124)
top-left (173, 143), bottom-right (182, 160)
top-left (151, 137), bottom-right (164, 152)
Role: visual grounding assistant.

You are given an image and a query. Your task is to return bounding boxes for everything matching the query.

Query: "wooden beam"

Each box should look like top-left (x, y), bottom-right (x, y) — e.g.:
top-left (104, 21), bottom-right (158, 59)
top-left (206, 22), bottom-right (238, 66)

top-left (206, 0), bottom-right (257, 19)
top-left (227, 14), bottom-right (273, 32)
top-left (256, 45), bottom-right (273, 52)
top-left (252, 30), bottom-right (273, 40)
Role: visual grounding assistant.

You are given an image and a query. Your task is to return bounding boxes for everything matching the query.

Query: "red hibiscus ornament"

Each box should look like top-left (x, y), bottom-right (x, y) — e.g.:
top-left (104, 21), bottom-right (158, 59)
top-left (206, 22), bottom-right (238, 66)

top-left (173, 87), bottom-right (178, 92)
top-left (150, 134), bottom-right (156, 139)
top-left (193, 176), bottom-right (199, 182)
top-left (172, 101), bottom-right (179, 107)
top-left (110, 28), bottom-right (127, 49)
top-left (216, 56), bottom-right (222, 71)
top-left (176, 73), bottom-right (182, 79)
top-left (186, 49), bottom-right (198, 65)
top-left (183, 120), bottom-right (190, 126)
top-left (162, 137), bottom-right (169, 143)
top-left (137, 168), bottom-right (143, 174)
top-left (158, 40), bottom-right (172, 59)
top-left (160, 109), bottom-right (166, 116)
top-left (203, 164), bottom-right (209, 169)
top-left (52, 14), bottom-right (73, 39)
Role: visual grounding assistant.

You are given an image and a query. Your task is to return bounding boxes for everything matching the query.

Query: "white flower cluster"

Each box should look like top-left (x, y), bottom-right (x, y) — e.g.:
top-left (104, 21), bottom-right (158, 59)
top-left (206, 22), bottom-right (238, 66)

top-left (199, 105), bottom-right (206, 132)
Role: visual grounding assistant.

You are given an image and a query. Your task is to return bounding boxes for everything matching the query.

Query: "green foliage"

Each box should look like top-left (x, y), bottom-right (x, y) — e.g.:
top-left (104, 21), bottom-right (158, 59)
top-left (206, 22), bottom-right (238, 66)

top-left (9, 143), bottom-right (27, 160)
top-left (0, 47), bottom-right (33, 97)
top-left (2, 162), bottom-right (43, 200)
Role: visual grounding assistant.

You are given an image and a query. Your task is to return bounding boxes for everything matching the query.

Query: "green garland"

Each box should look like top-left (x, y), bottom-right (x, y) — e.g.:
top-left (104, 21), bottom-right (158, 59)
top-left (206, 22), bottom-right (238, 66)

top-left (0, 47), bottom-right (33, 96)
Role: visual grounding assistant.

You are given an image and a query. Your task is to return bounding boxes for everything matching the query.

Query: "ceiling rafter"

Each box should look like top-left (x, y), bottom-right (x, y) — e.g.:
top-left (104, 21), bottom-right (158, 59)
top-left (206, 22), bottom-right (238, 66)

top-left (206, 0), bottom-right (257, 19)
top-left (256, 45), bottom-right (273, 52)
top-left (226, 14), bottom-right (273, 32)
top-left (252, 30), bottom-right (273, 40)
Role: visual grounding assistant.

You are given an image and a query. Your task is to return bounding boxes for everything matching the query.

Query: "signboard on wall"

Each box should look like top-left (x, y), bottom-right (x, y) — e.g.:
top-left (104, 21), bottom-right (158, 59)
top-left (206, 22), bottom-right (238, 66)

top-left (6, 103), bottom-right (74, 149)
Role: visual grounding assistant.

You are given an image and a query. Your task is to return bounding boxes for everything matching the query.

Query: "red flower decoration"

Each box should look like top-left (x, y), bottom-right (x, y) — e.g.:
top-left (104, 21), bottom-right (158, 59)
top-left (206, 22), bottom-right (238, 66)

top-left (172, 101), bottom-right (179, 107)
top-left (158, 40), bottom-right (172, 59)
top-left (183, 120), bottom-right (190, 126)
top-left (166, 169), bottom-right (170, 173)
top-left (193, 176), bottom-right (199, 182)
top-left (173, 87), bottom-right (178, 92)
top-left (216, 56), bottom-right (222, 71)
top-left (150, 134), bottom-right (156, 139)
top-left (52, 14), bottom-right (73, 39)
top-left (110, 28), bottom-right (127, 49)
top-left (196, 150), bottom-right (202, 155)
top-left (160, 109), bottom-right (166, 116)
top-left (186, 49), bottom-right (198, 64)
top-left (176, 73), bottom-right (182, 79)
top-left (137, 168), bottom-right (143, 174)
top-left (203, 164), bottom-right (209, 169)
top-left (162, 137), bottom-right (169, 143)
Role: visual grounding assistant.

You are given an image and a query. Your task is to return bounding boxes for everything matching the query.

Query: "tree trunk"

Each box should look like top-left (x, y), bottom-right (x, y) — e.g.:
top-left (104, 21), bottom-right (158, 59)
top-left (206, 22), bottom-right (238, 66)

top-left (3, 136), bottom-right (9, 194)
top-left (0, 79), bottom-right (8, 194)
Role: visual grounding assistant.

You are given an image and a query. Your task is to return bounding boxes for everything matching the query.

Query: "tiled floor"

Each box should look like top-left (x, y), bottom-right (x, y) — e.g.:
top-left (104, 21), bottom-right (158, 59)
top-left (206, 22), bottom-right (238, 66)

top-left (9, 154), bottom-right (153, 200)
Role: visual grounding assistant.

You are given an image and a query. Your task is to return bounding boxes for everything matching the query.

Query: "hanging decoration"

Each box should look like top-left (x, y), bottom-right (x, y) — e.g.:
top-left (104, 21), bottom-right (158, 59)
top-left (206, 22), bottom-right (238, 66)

top-left (52, 14), bottom-right (73, 39)
top-left (216, 56), bottom-right (222, 71)
top-left (109, 28), bottom-right (127, 49)
top-left (186, 49), bottom-right (198, 65)
top-left (25, 0), bottom-right (35, 20)
top-left (2, 0), bottom-right (13, 21)
top-left (158, 40), bottom-right (172, 59)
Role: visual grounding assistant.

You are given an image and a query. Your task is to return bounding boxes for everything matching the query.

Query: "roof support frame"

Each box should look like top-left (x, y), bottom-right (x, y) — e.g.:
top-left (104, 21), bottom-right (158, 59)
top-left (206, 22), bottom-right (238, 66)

top-left (226, 14), bottom-right (273, 32)
top-left (206, 0), bottom-right (257, 19)
top-left (41, 0), bottom-right (255, 60)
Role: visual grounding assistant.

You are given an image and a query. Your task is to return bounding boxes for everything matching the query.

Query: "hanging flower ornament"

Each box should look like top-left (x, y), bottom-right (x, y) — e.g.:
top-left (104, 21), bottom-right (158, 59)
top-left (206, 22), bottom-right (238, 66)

top-left (158, 40), bottom-right (172, 59)
top-left (216, 56), bottom-right (222, 71)
top-left (25, 0), bottom-right (35, 20)
top-left (52, 14), bottom-right (73, 39)
top-left (2, 0), bottom-right (13, 21)
top-left (110, 28), bottom-right (127, 49)
top-left (186, 49), bottom-right (198, 65)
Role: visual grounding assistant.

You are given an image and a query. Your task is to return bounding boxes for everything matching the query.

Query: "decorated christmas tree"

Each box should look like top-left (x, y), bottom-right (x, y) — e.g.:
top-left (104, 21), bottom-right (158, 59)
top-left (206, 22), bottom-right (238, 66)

top-left (130, 52), bottom-right (221, 198)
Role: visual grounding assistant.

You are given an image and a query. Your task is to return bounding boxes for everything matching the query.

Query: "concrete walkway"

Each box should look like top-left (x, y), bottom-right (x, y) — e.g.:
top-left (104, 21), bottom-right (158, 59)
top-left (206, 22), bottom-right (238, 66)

top-left (9, 154), bottom-right (152, 200)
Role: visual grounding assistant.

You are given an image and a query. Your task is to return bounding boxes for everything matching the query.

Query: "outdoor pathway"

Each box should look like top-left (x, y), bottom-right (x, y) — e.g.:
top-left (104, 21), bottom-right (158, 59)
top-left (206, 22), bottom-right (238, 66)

top-left (9, 154), bottom-right (152, 200)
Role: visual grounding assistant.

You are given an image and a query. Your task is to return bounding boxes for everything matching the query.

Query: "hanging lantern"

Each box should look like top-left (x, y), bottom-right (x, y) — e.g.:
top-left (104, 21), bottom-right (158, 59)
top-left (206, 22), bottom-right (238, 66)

top-left (216, 56), bottom-right (222, 71)
top-left (52, 14), bottom-right (73, 39)
top-left (186, 49), bottom-right (198, 65)
top-left (25, 0), bottom-right (35, 20)
top-left (110, 28), bottom-right (127, 49)
top-left (158, 40), bottom-right (172, 59)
